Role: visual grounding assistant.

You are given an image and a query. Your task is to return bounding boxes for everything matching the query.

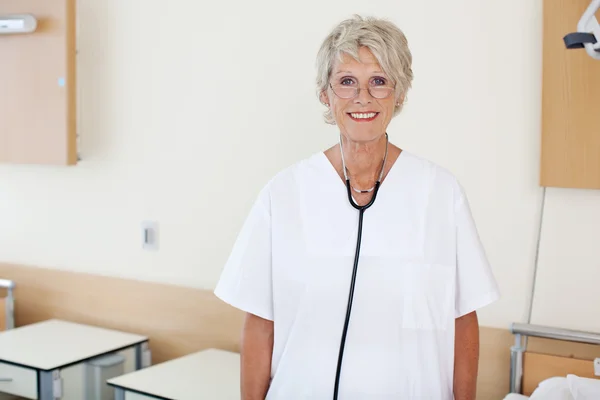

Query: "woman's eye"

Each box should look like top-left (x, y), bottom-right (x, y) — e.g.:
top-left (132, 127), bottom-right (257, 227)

top-left (341, 78), bottom-right (356, 85)
top-left (372, 78), bottom-right (386, 86)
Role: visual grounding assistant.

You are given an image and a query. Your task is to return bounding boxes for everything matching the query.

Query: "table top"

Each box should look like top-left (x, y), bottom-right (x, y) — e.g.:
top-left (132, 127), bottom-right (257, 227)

top-left (0, 319), bottom-right (147, 370)
top-left (108, 348), bottom-right (240, 400)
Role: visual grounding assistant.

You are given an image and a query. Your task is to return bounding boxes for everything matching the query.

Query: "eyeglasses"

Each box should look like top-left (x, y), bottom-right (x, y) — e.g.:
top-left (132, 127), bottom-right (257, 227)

top-left (329, 83), bottom-right (395, 99)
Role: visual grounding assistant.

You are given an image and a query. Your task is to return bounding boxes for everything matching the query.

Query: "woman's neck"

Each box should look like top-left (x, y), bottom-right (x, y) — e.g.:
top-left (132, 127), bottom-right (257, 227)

top-left (340, 134), bottom-right (388, 182)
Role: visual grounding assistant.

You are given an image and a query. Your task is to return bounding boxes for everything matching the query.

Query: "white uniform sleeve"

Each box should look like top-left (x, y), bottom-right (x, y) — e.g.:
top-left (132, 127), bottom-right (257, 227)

top-left (454, 185), bottom-right (500, 318)
top-left (214, 186), bottom-right (273, 321)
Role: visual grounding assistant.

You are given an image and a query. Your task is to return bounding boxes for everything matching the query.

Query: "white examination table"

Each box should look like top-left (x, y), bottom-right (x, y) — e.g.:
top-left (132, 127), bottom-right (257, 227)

top-left (107, 348), bottom-right (240, 400)
top-left (0, 319), bottom-right (149, 399)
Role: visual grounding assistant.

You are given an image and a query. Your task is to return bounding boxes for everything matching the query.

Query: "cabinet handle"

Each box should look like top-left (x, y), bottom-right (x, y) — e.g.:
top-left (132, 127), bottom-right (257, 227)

top-left (0, 377), bottom-right (12, 382)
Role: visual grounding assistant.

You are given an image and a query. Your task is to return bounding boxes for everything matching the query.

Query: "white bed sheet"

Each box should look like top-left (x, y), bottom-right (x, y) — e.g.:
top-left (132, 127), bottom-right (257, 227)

top-left (501, 374), bottom-right (600, 400)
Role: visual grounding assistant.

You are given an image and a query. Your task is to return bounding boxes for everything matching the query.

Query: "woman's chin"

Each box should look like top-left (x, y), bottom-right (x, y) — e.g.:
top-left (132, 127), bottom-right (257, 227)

top-left (342, 129), bottom-right (385, 143)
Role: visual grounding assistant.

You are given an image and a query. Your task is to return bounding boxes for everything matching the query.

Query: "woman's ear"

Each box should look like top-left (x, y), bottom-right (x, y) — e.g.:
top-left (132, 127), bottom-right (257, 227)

top-left (320, 90), bottom-right (330, 107)
top-left (396, 93), bottom-right (405, 106)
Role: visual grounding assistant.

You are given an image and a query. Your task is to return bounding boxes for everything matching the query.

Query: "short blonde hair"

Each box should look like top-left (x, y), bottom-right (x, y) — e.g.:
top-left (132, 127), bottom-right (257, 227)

top-left (316, 15), bottom-right (414, 125)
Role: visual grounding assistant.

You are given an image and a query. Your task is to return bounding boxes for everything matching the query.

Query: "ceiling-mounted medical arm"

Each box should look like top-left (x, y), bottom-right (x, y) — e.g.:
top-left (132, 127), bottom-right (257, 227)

top-left (563, 0), bottom-right (600, 60)
top-left (0, 14), bottom-right (37, 35)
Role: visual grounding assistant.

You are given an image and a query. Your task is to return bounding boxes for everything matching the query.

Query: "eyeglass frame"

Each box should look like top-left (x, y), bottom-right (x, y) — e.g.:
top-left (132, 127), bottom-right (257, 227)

top-left (329, 82), bottom-right (397, 100)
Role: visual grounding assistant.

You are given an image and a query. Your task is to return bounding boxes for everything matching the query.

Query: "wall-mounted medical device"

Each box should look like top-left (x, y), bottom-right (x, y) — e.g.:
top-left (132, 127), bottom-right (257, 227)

top-left (563, 0), bottom-right (600, 60)
top-left (0, 14), bottom-right (38, 35)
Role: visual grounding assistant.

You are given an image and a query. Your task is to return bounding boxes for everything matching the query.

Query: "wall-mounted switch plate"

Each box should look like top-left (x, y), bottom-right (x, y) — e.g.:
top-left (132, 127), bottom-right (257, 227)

top-left (141, 221), bottom-right (159, 250)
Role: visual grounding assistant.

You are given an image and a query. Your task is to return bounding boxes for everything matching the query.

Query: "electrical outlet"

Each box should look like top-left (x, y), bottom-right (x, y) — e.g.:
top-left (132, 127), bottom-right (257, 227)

top-left (594, 358), bottom-right (600, 376)
top-left (141, 221), bottom-right (159, 250)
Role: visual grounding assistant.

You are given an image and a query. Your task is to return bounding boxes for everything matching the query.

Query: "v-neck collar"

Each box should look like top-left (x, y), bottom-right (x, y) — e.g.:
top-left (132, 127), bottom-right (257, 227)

top-left (318, 148), bottom-right (407, 199)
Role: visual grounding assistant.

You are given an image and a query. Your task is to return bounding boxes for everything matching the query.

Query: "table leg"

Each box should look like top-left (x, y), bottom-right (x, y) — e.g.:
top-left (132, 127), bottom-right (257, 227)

top-left (115, 387), bottom-right (125, 400)
top-left (135, 341), bottom-right (151, 369)
top-left (39, 369), bottom-right (60, 400)
top-left (510, 333), bottom-right (525, 393)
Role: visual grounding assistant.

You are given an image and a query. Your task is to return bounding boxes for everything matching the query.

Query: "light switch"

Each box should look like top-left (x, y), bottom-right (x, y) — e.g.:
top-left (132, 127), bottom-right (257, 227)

top-left (141, 221), bottom-right (159, 250)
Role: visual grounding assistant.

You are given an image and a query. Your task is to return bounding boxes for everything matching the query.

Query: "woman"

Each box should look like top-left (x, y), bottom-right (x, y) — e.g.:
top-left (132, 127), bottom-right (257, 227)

top-left (214, 15), bottom-right (500, 400)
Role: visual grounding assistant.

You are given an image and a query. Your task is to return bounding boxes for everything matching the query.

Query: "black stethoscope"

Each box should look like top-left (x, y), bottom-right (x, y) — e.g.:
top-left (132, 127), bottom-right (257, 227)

top-left (333, 133), bottom-right (389, 400)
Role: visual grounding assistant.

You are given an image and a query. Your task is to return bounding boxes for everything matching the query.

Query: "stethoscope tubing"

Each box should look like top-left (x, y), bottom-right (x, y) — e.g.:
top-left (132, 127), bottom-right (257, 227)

top-left (333, 180), bottom-right (382, 400)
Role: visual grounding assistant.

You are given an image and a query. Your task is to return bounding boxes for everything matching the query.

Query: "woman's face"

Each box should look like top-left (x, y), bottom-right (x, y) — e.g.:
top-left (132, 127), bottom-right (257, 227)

top-left (322, 47), bottom-right (399, 143)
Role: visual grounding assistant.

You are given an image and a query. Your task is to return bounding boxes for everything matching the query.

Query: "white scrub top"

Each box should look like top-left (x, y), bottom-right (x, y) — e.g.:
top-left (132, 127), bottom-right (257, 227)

top-left (214, 150), bottom-right (500, 399)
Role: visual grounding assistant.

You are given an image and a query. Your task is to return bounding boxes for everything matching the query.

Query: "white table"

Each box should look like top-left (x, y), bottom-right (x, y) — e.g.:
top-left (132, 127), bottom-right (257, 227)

top-left (0, 319), bottom-right (149, 399)
top-left (107, 348), bottom-right (240, 400)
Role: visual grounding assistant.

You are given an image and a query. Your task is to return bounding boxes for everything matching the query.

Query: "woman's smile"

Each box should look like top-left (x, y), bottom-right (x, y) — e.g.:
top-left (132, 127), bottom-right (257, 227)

top-left (347, 112), bottom-right (379, 122)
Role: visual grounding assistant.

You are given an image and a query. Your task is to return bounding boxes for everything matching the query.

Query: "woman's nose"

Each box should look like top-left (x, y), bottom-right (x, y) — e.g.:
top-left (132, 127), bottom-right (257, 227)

top-left (354, 87), bottom-right (373, 105)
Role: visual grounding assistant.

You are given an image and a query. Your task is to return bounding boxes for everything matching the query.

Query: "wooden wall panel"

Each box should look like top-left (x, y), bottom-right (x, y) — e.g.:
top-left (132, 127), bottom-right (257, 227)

top-left (528, 335), bottom-right (600, 360)
top-left (477, 326), bottom-right (513, 399)
top-left (0, 0), bottom-right (77, 165)
top-left (540, 0), bottom-right (600, 189)
top-left (0, 298), bottom-right (5, 331)
top-left (0, 263), bottom-right (244, 364)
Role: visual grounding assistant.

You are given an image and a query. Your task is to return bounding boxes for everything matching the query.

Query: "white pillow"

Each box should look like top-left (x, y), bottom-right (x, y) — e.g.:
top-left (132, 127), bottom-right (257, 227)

top-left (529, 376), bottom-right (574, 400)
top-left (566, 374), bottom-right (600, 400)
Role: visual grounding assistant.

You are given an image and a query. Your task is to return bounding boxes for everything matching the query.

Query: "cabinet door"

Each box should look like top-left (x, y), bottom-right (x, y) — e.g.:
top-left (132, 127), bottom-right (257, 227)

top-left (0, 0), bottom-right (77, 165)
top-left (540, 0), bottom-right (600, 189)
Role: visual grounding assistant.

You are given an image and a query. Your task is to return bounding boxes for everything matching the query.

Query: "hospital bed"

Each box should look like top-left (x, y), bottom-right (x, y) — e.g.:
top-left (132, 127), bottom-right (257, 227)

top-left (0, 279), bottom-right (15, 331)
top-left (502, 323), bottom-right (600, 399)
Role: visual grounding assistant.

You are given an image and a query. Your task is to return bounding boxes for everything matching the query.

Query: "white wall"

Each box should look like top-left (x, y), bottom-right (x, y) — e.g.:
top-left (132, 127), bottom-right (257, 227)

top-left (0, 0), bottom-right (598, 331)
top-left (529, 188), bottom-right (600, 333)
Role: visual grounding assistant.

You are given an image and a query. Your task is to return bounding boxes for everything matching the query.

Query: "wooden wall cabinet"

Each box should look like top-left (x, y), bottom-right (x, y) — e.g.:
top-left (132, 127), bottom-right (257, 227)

top-left (0, 0), bottom-right (77, 166)
top-left (540, 0), bottom-right (600, 189)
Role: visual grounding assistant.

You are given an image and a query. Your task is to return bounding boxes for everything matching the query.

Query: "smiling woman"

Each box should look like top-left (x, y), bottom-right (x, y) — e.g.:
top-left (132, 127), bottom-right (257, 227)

top-left (214, 14), bottom-right (500, 400)
top-left (314, 16), bottom-right (413, 204)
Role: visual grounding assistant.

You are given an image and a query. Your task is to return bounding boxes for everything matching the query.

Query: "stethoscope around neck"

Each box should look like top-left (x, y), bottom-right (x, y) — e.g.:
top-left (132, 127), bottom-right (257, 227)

top-left (333, 132), bottom-right (388, 399)
top-left (339, 132), bottom-right (388, 209)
